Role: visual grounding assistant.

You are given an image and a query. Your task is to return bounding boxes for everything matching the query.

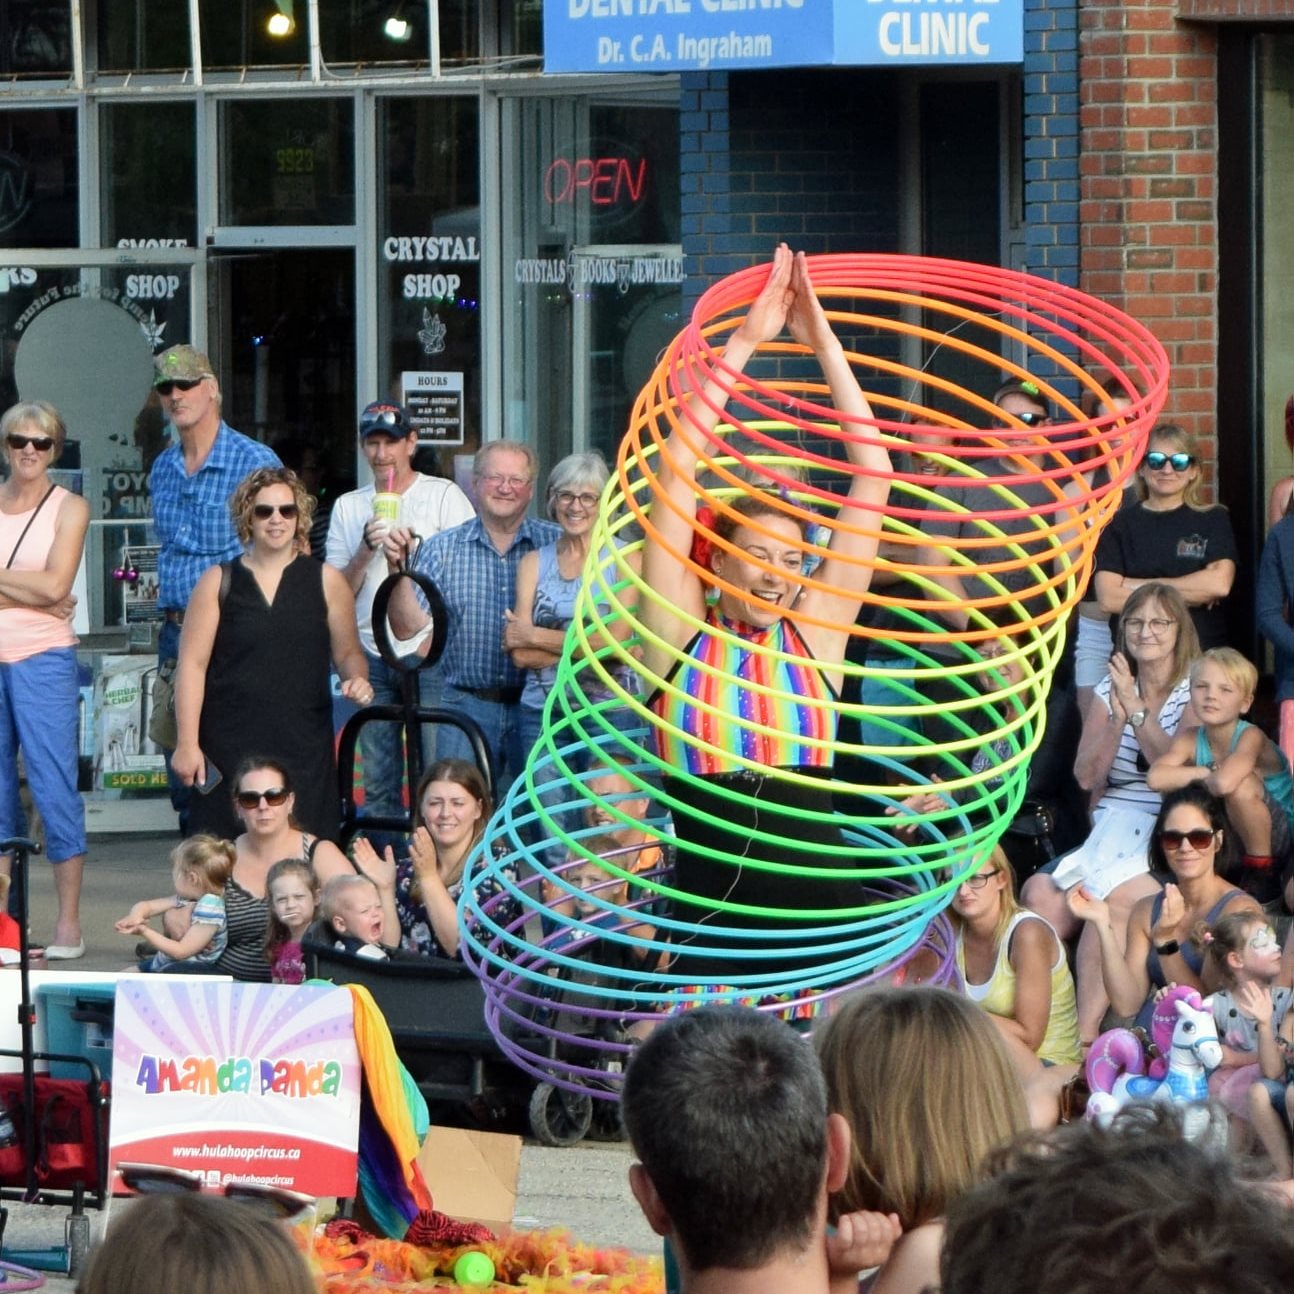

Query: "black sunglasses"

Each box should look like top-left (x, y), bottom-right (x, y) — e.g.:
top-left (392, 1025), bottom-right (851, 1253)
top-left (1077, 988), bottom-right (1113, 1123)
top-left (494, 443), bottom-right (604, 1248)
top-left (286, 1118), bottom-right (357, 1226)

top-left (236, 786), bottom-right (290, 809)
top-left (252, 503), bottom-right (299, 520)
top-left (116, 1162), bottom-right (315, 1219)
top-left (156, 378), bottom-right (204, 396)
top-left (6, 433), bottom-right (54, 452)
top-left (1144, 450), bottom-right (1194, 472)
top-left (1006, 410), bottom-right (1049, 427)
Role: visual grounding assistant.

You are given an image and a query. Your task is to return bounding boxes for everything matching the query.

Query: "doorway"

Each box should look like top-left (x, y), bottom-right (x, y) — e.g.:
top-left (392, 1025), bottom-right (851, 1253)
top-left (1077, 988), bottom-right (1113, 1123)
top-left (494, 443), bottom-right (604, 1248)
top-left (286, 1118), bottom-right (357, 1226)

top-left (209, 247), bottom-right (357, 494)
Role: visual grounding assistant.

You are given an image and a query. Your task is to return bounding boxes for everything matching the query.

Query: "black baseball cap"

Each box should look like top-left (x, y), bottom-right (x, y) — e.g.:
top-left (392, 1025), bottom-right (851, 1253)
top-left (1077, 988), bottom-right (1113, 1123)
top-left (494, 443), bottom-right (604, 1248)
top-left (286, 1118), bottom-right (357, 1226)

top-left (359, 401), bottom-right (412, 438)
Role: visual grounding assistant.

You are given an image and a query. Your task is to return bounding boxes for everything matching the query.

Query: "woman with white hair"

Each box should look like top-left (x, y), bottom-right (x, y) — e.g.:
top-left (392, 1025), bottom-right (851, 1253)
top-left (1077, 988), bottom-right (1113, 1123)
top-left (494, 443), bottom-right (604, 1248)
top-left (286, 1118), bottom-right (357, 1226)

top-left (505, 450), bottom-right (624, 763)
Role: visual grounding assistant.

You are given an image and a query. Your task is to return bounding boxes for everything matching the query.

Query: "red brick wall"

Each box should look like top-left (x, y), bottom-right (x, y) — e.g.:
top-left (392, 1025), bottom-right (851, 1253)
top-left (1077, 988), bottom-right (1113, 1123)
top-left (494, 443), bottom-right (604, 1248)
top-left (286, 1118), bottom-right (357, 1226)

top-left (1079, 1), bottom-right (1220, 489)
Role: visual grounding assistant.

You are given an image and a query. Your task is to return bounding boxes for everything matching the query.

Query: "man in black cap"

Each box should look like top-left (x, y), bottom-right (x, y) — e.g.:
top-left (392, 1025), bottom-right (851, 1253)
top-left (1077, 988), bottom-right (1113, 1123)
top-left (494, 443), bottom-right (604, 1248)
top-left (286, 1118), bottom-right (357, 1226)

top-left (325, 401), bottom-right (473, 826)
top-left (148, 344), bottom-right (279, 822)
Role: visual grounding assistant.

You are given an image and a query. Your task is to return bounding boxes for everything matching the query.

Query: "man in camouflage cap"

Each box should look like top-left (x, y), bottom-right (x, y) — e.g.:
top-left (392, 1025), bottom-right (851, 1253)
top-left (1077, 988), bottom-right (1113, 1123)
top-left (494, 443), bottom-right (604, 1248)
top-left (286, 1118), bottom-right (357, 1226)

top-left (147, 344), bottom-right (279, 825)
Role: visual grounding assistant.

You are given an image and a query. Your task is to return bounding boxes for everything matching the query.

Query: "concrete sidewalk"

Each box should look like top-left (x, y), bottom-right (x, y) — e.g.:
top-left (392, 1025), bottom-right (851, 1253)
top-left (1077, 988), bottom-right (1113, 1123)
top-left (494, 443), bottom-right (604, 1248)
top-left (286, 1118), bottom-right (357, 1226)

top-left (7, 830), bottom-right (655, 1288)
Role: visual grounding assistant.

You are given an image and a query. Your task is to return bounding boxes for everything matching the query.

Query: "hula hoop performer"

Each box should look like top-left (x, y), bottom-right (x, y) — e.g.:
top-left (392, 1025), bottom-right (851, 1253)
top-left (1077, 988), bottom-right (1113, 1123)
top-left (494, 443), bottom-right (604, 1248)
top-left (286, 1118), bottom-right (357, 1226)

top-left (642, 244), bottom-right (891, 986)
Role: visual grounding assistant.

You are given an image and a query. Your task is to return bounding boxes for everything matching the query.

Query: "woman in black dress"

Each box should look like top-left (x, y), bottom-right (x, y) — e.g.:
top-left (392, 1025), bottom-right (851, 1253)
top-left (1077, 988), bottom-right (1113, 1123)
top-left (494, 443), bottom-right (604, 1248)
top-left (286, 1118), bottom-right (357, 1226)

top-left (173, 467), bottom-right (373, 841)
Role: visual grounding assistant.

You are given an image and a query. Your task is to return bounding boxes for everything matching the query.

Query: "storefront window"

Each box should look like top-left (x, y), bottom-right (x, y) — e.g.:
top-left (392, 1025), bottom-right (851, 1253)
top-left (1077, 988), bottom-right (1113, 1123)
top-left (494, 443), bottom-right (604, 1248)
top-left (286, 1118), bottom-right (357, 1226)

top-left (220, 98), bottom-right (354, 226)
top-left (377, 96), bottom-right (481, 479)
top-left (500, 0), bottom-right (542, 60)
top-left (0, 108), bottom-right (78, 248)
top-left (318, 0), bottom-right (480, 67)
top-left (0, 264), bottom-right (194, 629)
top-left (0, 1), bottom-right (71, 76)
top-left (320, 0), bottom-right (431, 66)
top-left (95, 0), bottom-right (190, 73)
top-left (199, 0), bottom-right (307, 69)
top-left (502, 94), bottom-right (682, 473)
top-left (101, 102), bottom-right (197, 246)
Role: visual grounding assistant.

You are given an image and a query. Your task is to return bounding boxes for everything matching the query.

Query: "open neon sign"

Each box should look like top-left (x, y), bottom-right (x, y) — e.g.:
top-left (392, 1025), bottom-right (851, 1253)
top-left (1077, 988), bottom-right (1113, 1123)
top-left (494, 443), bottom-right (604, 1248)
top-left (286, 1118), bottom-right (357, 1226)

top-left (543, 155), bottom-right (649, 207)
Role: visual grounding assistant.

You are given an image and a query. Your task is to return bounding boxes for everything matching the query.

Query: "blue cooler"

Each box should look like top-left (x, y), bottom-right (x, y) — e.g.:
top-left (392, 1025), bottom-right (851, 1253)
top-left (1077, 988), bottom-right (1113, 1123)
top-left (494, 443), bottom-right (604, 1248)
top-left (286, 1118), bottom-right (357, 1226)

top-left (36, 982), bottom-right (116, 1082)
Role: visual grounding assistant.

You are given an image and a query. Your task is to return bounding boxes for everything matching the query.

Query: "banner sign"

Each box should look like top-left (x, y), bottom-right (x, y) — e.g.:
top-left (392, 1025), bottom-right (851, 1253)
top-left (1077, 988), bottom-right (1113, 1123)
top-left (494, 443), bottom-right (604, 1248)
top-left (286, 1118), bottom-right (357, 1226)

top-left (109, 981), bottom-right (361, 1197)
top-left (543, 0), bottom-right (1021, 72)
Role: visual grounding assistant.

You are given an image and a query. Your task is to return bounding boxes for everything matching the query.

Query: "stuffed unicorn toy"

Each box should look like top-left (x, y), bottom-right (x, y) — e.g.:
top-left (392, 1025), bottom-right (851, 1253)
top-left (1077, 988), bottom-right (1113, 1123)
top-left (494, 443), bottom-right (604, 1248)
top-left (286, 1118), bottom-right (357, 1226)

top-left (1085, 984), bottom-right (1222, 1138)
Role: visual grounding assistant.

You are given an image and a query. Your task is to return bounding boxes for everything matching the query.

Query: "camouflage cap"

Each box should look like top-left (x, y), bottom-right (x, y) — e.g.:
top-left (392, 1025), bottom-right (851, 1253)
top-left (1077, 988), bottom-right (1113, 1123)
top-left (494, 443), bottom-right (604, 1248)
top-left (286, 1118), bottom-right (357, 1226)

top-left (153, 344), bottom-right (215, 386)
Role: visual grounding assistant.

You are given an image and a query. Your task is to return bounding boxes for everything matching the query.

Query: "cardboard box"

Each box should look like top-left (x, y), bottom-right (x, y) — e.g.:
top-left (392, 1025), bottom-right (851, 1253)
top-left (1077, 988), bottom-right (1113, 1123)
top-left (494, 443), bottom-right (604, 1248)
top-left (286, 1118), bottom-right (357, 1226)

top-left (417, 1126), bottom-right (522, 1233)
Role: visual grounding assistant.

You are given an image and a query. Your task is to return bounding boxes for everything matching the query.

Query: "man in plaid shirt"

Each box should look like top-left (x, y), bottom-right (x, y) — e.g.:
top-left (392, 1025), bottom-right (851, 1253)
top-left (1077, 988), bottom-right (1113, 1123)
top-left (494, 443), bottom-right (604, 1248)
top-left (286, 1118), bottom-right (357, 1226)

top-left (385, 439), bottom-right (557, 792)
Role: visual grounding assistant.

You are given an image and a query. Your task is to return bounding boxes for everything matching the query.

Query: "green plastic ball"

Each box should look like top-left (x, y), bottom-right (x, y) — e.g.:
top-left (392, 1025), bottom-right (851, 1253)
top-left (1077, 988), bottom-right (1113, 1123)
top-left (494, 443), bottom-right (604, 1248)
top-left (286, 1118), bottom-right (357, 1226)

top-left (453, 1251), bottom-right (495, 1287)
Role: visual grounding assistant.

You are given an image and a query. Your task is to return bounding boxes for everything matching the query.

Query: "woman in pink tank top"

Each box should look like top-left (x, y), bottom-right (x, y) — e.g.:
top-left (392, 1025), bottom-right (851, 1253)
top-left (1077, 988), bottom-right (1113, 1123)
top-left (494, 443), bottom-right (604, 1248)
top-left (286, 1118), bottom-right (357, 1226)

top-left (0, 401), bottom-right (90, 957)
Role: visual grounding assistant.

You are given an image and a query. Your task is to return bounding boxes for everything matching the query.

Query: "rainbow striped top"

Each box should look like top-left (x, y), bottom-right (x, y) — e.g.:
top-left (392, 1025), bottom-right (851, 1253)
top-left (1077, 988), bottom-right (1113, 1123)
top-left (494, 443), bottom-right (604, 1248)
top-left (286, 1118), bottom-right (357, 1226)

top-left (649, 609), bottom-right (837, 776)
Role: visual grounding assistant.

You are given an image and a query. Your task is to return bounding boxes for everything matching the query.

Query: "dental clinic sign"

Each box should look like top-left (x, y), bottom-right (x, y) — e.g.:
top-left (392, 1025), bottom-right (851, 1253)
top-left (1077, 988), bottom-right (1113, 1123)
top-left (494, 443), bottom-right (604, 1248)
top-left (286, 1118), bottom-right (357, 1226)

top-left (544, 0), bottom-right (1022, 72)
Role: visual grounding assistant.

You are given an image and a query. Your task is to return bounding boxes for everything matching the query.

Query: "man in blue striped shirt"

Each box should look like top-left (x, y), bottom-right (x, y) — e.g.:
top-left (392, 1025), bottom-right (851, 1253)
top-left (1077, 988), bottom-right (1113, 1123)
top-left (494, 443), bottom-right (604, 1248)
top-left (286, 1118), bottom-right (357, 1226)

top-left (385, 440), bottom-right (558, 791)
top-left (148, 344), bottom-right (279, 817)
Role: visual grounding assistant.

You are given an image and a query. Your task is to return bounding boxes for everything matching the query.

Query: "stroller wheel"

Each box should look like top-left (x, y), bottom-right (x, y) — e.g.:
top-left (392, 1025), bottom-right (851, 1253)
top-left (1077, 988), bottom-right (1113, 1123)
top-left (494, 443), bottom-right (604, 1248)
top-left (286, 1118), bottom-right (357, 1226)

top-left (529, 1082), bottom-right (593, 1147)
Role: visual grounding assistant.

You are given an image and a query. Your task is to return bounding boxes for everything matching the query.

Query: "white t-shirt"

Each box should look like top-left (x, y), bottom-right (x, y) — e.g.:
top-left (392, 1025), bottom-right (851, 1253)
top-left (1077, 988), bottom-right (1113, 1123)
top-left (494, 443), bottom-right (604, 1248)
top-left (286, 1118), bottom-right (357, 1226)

top-left (326, 473), bottom-right (475, 657)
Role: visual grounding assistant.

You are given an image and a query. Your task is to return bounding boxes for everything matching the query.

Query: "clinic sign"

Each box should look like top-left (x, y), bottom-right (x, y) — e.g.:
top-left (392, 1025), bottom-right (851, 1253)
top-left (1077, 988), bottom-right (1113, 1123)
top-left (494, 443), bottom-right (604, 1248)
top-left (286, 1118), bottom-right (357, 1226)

top-left (544, 0), bottom-right (1022, 71)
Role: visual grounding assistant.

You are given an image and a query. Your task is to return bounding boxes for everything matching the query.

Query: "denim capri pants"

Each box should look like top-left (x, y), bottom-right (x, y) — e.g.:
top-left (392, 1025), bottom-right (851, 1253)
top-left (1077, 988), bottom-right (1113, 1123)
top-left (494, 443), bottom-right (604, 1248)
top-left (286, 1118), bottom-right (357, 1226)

top-left (0, 646), bottom-right (86, 861)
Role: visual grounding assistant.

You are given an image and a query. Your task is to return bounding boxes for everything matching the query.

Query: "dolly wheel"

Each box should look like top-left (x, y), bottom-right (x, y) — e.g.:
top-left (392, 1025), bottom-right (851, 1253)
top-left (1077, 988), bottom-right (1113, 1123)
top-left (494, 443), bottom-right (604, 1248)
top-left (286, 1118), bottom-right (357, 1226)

top-left (528, 1082), bottom-right (593, 1147)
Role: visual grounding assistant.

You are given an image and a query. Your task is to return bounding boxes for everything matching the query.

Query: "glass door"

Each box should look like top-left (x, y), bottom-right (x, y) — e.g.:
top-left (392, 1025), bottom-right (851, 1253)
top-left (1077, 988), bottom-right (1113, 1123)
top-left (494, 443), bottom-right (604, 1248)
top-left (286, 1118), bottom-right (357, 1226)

top-left (207, 247), bottom-right (357, 496)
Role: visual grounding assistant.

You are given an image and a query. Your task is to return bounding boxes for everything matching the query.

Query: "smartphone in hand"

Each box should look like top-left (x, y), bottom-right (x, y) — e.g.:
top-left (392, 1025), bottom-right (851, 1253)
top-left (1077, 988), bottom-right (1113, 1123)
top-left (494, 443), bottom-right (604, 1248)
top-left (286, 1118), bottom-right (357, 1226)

top-left (196, 762), bottom-right (223, 795)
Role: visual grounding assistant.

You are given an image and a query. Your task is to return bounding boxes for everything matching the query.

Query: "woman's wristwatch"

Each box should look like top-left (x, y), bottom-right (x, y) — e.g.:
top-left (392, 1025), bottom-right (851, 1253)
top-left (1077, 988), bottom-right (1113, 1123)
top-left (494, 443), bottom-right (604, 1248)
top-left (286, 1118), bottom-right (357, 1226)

top-left (1129, 709), bottom-right (1148, 729)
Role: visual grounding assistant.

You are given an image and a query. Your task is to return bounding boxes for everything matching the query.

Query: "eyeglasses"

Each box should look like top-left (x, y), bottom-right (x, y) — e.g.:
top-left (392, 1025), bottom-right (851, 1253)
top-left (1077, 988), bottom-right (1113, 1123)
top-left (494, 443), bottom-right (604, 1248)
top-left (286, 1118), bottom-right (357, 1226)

top-left (1124, 617), bottom-right (1175, 637)
top-left (1003, 410), bottom-right (1049, 427)
top-left (480, 472), bottom-right (531, 490)
top-left (252, 503), bottom-right (299, 520)
top-left (236, 786), bottom-right (290, 809)
top-left (556, 490), bottom-right (599, 509)
top-left (1158, 828), bottom-right (1215, 852)
top-left (360, 406), bottom-right (406, 433)
top-left (5, 433), bottom-right (54, 452)
top-left (960, 870), bottom-right (1000, 890)
top-left (156, 378), bottom-right (204, 396)
top-left (1144, 451), bottom-right (1194, 472)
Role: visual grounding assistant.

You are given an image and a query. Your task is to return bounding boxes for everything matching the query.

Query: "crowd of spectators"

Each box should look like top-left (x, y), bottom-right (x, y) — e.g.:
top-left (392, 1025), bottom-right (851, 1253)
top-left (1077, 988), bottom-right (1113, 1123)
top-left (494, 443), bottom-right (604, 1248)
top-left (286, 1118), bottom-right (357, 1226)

top-left (6, 259), bottom-right (1294, 1225)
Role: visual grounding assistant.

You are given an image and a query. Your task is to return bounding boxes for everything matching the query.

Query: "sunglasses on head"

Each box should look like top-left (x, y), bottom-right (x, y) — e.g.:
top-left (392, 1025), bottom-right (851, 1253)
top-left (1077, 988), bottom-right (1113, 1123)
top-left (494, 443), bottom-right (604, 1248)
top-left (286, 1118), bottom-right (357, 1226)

top-left (156, 378), bottom-right (204, 396)
top-left (1144, 450), bottom-right (1194, 472)
top-left (252, 502), bottom-right (299, 520)
top-left (236, 786), bottom-right (289, 809)
top-left (1158, 827), bottom-right (1215, 851)
top-left (361, 407), bottom-right (406, 433)
top-left (5, 433), bottom-right (54, 452)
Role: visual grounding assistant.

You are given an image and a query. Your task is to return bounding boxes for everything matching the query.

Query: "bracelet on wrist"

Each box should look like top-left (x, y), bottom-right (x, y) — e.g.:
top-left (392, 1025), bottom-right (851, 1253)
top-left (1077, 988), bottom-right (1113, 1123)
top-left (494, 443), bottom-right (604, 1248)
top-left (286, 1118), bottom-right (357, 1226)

top-left (1153, 938), bottom-right (1180, 956)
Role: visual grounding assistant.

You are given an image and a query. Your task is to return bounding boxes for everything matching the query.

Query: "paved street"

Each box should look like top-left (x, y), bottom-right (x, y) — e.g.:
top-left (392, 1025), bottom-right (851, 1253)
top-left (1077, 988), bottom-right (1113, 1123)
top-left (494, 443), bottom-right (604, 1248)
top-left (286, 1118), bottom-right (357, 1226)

top-left (6, 830), bottom-right (656, 1288)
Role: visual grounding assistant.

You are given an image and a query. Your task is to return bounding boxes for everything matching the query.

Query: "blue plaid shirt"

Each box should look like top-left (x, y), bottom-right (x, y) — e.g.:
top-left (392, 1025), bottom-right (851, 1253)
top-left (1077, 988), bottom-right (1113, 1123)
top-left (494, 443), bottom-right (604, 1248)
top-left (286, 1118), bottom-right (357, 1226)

top-left (412, 515), bottom-right (560, 690)
top-left (149, 422), bottom-right (280, 610)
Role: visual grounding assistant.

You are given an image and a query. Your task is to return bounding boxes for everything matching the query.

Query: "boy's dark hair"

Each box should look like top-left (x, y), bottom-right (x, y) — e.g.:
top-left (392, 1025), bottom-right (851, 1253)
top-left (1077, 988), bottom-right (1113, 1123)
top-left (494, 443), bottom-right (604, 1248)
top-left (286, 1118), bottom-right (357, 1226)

top-left (941, 1107), bottom-right (1294, 1294)
top-left (621, 1005), bottom-right (826, 1273)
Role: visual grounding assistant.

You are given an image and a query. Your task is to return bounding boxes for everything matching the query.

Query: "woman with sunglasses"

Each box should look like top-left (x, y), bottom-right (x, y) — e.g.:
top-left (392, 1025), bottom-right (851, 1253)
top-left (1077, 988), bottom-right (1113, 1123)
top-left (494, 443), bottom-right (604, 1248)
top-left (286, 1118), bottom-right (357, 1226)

top-left (1021, 582), bottom-right (1200, 1044)
top-left (1092, 423), bottom-right (1237, 651)
top-left (1066, 785), bottom-right (1261, 1029)
top-left (174, 467), bottom-right (373, 842)
top-left (951, 844), bottom-right (1081, 1075)
top-left (191, 757), bottom-right (393, 981)
top-left (0, 401), bottom-right (90, 957)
